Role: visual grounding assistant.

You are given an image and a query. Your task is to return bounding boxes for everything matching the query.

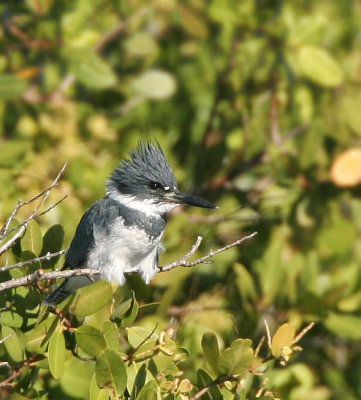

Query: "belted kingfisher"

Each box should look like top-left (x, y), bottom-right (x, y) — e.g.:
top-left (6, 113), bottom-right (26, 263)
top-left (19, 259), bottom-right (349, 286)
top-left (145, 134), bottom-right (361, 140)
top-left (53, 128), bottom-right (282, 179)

top-left (45, 141), bottom-right (217, 306)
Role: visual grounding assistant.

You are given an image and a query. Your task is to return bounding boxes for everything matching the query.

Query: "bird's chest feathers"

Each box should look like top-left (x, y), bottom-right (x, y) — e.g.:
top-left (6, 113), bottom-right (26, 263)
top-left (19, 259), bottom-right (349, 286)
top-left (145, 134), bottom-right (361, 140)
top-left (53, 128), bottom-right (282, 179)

top-left (88, 209), bottom-right (166, 284)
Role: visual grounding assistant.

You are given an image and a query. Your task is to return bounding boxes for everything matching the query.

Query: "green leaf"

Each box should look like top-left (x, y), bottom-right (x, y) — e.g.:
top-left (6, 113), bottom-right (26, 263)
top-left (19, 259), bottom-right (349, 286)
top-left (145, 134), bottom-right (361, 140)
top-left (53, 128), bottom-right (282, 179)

top-left (135, 379), bottom-right (159, 400)
top-left (1, 310), bottom-right (23, 328)
top-left (129, 363), bottom-right (147, 399)
top-left (48, 330), bottom-right (66, 379)
top-left (138, 302), bottom-right (160, 314)
top-left (234, 263), bottom-right (258, 304)
top-left (101, 321), bottom-right (120, 351)
top-left (40, 224), bottom-right (65, 268)
top-left (113, 291), bottom-right (139, 327)
top-left (95, 349), bottom-right (127, 396)
top-left (124, 33), bottom-right (159, 57)
top-left (59, 355), bottom-right (95, 398)
top-left (127, 326), bottom-right (157, 349)
top-left (197, 369), bottom-right (222, 400)
top-left (68, 48), bottom-right (118, 90)
top-left (324, 312), bottom-right (361, 340)
top-left (26, 315), bottom-right (58, 353)
top-left (0, 74), bottom-right (28, 99)
top-left (75, 325), bottom-right (106, 357)
top-left (298, 45), bottom-right (343, 88)
top-left (72, 280), bottom-right (113, 317)
top-left (2, 325), bottom-right (24, 362)
top-left (90, 373), bottom-right (112, 400)
top-left (271, 323), bottom-right (296, 358)
top-left (21, 220), bottom-right (43, 255)
top-left (201, 332), bottom-right (221, 376)
top-left (132, 70), bottom-right (177, 100)
top-left (218, 339), bottom-right (254, 375)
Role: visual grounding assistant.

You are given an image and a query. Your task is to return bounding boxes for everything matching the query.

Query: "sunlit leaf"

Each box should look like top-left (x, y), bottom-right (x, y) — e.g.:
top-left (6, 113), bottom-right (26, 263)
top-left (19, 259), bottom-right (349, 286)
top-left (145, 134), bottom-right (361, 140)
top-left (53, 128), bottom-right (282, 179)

top-left (72, 280), bottom-right (112, 317)
top-left (90, 373), bottom-right (112, 400)
top-left (127, 326), bottom-right (158, 349)
top-left (324, 312), bottom-right (361, 340)
top-left (218, 338), bottom-right (254, 375)
top-left (113, 290), bottom-right (139, 327)
top-left (21, 220), bottom-right (42, 255)
top-left (298, 45), bottom-right (343, 87)
top-left (201, 332), bottom-right (221, 376)
top-left (197, 369), bottom-right (222, 400)
top-left (101, 321), bottom-right (120, 351)
top-left (75, 325), bottom-right (106, 357)
top-left (95, 349), bottom-right (127, 396)
top-left (135, 379), bottom-right (159, 400)
top-left (68, 48), bottom-right (118, 90)
top-left (271, 323), bottom-right (296, 358)
top-left (2, 325), bottom-right (24, 362)
top-left (26, 315), bottom-right (58, 353)
top-left (1, 310), bottom-right (23, 328)
top-left (132, 70), bottom-right (177, 100)
top-left (48, 330), bottom-right (66, 379)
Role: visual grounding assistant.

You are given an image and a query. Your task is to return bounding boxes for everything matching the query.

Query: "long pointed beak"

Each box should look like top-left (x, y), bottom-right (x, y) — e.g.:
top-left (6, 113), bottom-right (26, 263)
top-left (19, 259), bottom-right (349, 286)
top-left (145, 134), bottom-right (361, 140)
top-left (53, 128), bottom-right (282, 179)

top-left (166, 191), bottom-right (218, 209)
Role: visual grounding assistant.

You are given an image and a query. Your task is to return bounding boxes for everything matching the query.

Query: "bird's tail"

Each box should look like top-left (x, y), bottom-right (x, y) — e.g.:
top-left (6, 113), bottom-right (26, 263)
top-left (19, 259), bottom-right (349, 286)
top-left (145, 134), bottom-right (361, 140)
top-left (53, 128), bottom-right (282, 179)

top-left (44, 280), bottom-right (73, 306)
top-left (44, 275), bottom-right (97, 306)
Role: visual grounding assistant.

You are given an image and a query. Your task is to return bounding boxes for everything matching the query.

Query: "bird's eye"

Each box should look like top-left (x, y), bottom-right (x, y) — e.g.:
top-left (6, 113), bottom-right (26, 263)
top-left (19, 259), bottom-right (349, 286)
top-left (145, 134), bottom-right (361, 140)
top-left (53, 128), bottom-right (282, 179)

top-left (149, 181), bottom-right (163, 190)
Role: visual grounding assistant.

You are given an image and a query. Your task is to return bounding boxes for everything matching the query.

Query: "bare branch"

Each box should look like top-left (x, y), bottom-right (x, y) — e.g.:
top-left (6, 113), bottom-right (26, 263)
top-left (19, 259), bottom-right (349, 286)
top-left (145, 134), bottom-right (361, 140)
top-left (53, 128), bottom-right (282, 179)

top-left (0, 200), bottom-right (22, 239)
top-left (0, 232), bottom-right (257, 292)
top-left (293, 322), bottom-right (315, 345)
top-left (0, 162), bottom-right (68, 256)
top-left (0, 249), bottom-right (67, 273)
top-left (159, 231), bottom-right (258, 273)
top-left (0, 268), bottom-right (100, 292)
top-left (158, 236), bottom-right (203, 272)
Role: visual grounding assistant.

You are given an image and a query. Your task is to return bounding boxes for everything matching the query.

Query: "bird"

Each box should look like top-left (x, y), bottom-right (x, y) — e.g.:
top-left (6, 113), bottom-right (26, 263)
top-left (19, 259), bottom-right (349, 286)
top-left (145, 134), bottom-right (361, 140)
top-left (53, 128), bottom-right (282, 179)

top-left (44, 141), bottom-right (217, 306)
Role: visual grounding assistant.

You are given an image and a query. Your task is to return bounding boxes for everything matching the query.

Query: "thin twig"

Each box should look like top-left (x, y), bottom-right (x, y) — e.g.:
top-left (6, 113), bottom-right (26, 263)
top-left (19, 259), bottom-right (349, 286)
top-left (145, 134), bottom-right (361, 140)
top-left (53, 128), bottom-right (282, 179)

top-left (159, 232), bottom-right (258, 272)
top-left (0, 162), bottom-right (68, 256)
top-left (264, 319), bottom-right (272, 350)
top-left (293, 322), bottom-right (315, 345)
top-left (189, 356), bottom-right (273, 400)
top-left (0, 232), bottom-right (257, 292)
top-left (0, 268), bottom-right (100, 292)
top-left (0, 200), bottom-right (22, 239)
top-left (158, 236), bottom-right (203, 272)
top-left (0, 249), bottom-right (67, 273)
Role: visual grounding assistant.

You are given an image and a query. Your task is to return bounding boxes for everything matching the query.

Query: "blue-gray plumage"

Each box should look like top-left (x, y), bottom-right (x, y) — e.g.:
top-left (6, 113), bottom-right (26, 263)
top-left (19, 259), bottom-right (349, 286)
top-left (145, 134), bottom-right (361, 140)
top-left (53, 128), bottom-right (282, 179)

top-left (44, 141), bottom-right (217, 306)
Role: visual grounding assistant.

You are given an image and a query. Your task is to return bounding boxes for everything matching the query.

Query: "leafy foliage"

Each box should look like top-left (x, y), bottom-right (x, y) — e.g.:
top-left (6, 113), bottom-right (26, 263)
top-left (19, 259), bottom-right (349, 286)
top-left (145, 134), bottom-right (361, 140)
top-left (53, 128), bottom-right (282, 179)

top-left (1, 0), bottom-right (361, 399)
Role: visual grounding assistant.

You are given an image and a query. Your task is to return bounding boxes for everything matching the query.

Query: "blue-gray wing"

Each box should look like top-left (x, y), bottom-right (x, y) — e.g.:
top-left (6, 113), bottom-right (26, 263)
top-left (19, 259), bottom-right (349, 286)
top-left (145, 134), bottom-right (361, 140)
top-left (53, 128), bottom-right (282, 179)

top-left (65, 198), bottom-right (121, 269)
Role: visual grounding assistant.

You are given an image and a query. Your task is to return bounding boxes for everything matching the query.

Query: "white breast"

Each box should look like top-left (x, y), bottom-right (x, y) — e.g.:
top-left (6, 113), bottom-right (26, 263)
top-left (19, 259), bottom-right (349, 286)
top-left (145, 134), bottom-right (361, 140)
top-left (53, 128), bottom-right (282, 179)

top-left (87, 217), bottom-right (163, 286)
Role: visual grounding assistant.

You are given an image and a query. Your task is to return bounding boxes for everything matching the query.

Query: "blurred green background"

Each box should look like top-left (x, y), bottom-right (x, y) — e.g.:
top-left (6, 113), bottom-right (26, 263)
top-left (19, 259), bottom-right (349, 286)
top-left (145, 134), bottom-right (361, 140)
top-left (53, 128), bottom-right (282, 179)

top-left (1, 1), bottom-right (361, 399)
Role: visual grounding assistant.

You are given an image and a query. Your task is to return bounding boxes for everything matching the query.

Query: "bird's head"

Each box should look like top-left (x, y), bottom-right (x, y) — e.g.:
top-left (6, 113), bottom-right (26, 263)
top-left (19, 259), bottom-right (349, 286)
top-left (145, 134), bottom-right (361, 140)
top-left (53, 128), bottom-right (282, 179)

top-left (106, 141), bottom-right (217, 213)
